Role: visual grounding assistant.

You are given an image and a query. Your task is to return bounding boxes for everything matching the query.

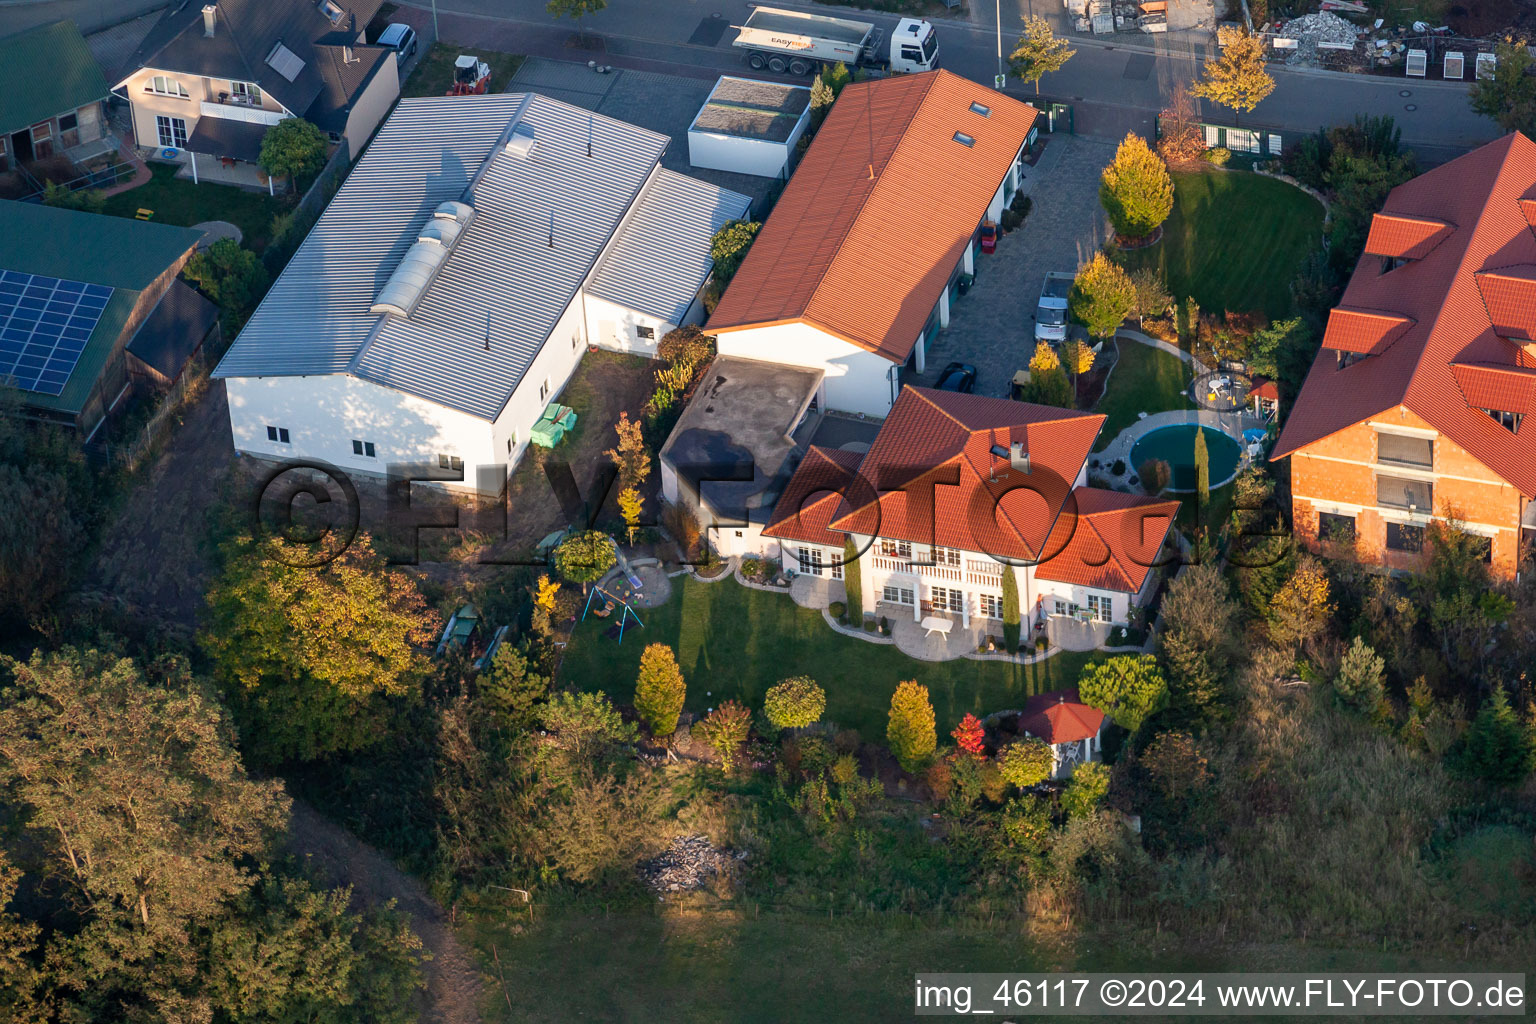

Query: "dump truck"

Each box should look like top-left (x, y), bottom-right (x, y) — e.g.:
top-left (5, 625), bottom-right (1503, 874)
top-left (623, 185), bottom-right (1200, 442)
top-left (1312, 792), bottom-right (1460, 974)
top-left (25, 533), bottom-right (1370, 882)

top-left (1035, 272), bottom-right (1074, 343)
top-left (731, 7), bottom-right (939, 77)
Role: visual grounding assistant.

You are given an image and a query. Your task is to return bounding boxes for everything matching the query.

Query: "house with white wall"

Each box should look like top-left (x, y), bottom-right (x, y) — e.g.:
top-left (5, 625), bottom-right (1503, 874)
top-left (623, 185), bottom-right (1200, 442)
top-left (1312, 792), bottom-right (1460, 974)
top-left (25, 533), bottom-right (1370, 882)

top-left (212, 93), bottom-right (749, 492)
top-left (706, 69), bottom-right (1039, 419)
top-left (115, 0), bottom-right (399, 180)
top-left (755, 388), bottom-right (1179, 630)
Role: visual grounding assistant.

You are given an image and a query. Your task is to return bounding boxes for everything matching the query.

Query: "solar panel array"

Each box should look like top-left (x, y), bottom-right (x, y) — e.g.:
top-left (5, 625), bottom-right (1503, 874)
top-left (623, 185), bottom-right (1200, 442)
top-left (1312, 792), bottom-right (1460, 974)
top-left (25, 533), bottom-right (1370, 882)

top-left (0, 269), bottom-right (113, 397)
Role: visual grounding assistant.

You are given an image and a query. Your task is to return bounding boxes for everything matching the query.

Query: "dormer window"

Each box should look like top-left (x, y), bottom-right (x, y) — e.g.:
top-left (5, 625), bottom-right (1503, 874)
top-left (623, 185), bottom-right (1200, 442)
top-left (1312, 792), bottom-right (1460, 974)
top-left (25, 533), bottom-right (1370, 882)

top-left (1380, 255), bottom-right (1410, 274)
top-left (1336, 351), bottom-right (1364, 369)
top-left (1484, 407), bottom-right (1523, 433)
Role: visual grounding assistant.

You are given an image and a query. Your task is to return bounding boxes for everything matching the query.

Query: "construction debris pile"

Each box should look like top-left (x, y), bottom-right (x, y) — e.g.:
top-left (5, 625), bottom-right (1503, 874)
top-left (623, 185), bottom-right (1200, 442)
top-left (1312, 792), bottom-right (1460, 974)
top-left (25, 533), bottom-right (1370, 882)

top-left (1273, 11), bottom-right (1358, 64)
top-left (638, 834), bottom-right (743, 896)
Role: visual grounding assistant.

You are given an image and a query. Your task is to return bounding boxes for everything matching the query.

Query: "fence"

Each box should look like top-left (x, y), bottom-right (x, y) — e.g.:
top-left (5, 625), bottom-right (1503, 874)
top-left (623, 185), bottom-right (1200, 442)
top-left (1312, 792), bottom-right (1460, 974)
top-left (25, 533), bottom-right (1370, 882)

top-left (295, 137), bottom-right (352, 223)
top-left (18, 159), bottom-right (136, 203)
top-left (1154, 113), bottom-right (1303, 160)
top-left (84, 325), bottom-right (228, 472)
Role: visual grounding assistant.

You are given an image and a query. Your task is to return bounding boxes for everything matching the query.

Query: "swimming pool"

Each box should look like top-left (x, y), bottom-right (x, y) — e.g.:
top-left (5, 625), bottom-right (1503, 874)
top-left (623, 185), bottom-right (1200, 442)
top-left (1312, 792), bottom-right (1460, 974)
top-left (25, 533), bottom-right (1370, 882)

top-left (1129, 424), bottom-right (1242, 493)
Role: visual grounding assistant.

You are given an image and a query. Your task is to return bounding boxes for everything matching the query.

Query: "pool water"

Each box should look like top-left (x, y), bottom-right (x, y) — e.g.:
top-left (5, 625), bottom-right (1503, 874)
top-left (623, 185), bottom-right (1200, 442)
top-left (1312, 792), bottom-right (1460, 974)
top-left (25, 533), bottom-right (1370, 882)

top-left (1129, 424), bottom-right (1242, 492)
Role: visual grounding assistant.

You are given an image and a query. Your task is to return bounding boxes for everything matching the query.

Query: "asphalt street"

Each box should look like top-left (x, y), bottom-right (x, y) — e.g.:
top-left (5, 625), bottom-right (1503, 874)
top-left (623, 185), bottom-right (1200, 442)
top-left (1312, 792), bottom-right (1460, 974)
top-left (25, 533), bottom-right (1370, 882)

top-left (401, 0), bottom-right (1499, 161)
top-left (0, 0), bottom-right (1502, 160)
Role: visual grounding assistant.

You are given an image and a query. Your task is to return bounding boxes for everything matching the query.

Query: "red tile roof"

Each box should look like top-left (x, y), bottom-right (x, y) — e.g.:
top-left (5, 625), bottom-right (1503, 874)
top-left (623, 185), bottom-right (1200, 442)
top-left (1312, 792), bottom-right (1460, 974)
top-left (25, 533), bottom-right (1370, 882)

top-left (1273, 132), bottom-right (1536, 496)
top-left (825, 388), bottom-right (1101, 561)
top-left (1450, 361), bottom-right (1536, 414)
top-left (707, 71), bottom-right (1039, 363)
top-left (1018, 688), bottom-right (1105, 745)
top-left (763, 388), bottom-right (1178, 593)
top-left (762, 445), bottom-right (864, 547)
top-left (1321, 307), bottom-right (1416, 355)
top-left (1034, 488), bottom-right (1181, 593)
top-left (1250, 379), bottom-right (1279, 401)
top-left (1363, 213), bottom-right (1454, 260)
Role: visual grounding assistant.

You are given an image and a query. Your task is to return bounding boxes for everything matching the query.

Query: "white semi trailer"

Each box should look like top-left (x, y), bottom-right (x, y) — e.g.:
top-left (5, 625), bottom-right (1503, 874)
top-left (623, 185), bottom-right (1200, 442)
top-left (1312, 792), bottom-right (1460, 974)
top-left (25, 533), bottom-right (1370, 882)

top-left (731, 7), bottom-right (939, 77)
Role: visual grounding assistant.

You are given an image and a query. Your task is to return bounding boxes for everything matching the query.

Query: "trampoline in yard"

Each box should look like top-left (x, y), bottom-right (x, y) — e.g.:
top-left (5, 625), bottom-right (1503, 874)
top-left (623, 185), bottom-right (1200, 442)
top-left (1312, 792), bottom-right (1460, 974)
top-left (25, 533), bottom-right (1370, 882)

top-left (1130, 424), bottom-right (1242, 493)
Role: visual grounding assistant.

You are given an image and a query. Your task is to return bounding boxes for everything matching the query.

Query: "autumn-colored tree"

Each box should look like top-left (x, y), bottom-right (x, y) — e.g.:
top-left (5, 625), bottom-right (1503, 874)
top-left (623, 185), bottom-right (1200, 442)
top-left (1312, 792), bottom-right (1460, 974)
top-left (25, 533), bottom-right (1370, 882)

top-left (1129, 268), bottom-right (1173, 323)
top-left (695, 699), bottom-right (752, 770)
top-left (1029, 340), bottom-right (1061, 374)
top-left (1140, 730), bottom-right (1210, 801)
top-left (657, 324), bottom-right (716, 377)
top-left (1099, 132), bottom-right (1175, 241)
top-left (1020, 342), bottom-right (1073, 408)
top-left (202, 533), bottom-right (439, 761)
top-left (1267, 554), bottom-right (1332, 650)
top-left (887, 680), bottom-right (937, 773)
top-left (1139, 458), bottom-right (1172, 494)
top-left (763, 676), bottom-right (826, 730)
top-left (1069, 252), bottom-right (1135, 341)
top-left (634, 642), bottom-right (686, 738)
top-left (1078, 654), bottom-right (1168, 734)
top-left (1063, 338), bottom-right (1095, 376)
top-left (1157, 84), bottom-right (1207, 166)
top-left (951, 712), bottom-right (987, 757)
top-left (0, 648), bottom-right (289, 932)
top-left (554, 530), bottom-right (615, 587)
top-left (1191, 31), bottom-right (1275, 128)
top-left (998, 737), bottom-right (1054, 789)
top-left (618, 486), bottom-right (643, 545)
top-left (1008, 15), bottom-right (1075, 95)
top-left (606, 411), bottom-right (651, 492)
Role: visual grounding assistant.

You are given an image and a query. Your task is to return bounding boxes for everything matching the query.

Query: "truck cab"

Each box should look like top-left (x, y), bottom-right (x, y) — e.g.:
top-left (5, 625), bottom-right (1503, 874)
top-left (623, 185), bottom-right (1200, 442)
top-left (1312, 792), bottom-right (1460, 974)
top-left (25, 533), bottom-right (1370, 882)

top-left (890, 18), bottom-right (939, 73)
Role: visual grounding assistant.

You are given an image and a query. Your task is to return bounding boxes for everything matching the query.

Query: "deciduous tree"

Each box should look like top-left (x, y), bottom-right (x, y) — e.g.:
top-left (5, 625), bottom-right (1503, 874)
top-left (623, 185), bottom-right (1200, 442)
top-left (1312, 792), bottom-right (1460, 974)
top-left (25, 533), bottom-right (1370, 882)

top-left (1129, 268), bottom-right (1173, 323)
top-left (537, 690), bottom-right (638, 760)
top-left (1470, 38), bottom-right (1536, 137)
top-left (1061, 761), bottom-right (1110, 819)
top-left (887, 680), bottom-right (937, 773)
top-left (1078, 654), bottom-right (1168, 734)
top-left (0, 648), bottom-right (288, 932)
top-left (618, 486), bottom-right (643, 545)
top-left (606, 411), bottom-right (651, 491)
top-left (1069, 252), bottom-right (1135, 341)
top-left (1191, 31), bottom-right (1275, 127)
top-left (554, 530), bottom-right (615, 587)
top-left (1157, 84), bottom-right (1206, 166)
top-left (1021, 342), bottom-right (1074, 408)
top-left (710, 219), bottom-right (761, 284)
top-left (1099, 133), bottom-right (1175, 241)
top-left (1008, 15), bottom-right (1075, 95)
top-left (258, 117), bottom-right (327, 184)
top-left (0, 465), bottom-right (82, 623)
top-left (183, 237), bottom-right (270, 333)
top-left (998, 738), bottom-right (1054, 789)
top-left (545, 0), bottom-right (608, 43)
top-left (634, 643), bottom-right (686, 738)
top-left (1267, 554), bottom-right (1332, 651)
top-left (951, 712), bottom-right (986, 757)
top-left (202, 534), bottom-right (439, 761)
top-left (764, 677), bottom-right (826, 730)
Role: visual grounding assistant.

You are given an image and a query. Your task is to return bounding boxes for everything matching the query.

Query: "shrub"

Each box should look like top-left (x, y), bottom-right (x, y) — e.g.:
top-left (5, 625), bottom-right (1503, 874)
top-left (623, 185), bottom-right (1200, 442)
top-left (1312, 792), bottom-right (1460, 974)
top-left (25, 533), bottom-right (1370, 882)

top-left (634, 643), bottom-right (686, 738)
top-left (828, 600), bottom-right (846, 622)
top-left (1061, 761), bottom-right (1110, 819)
top-left (998, 738), bottom-right (1054, 789)
top-left (763, 677), bottom-right (826, 730)
top-left (553, 530), bottom-right (615, 586)
top-left (1110, 459), bottom-right (1127, 475)
top-left (886, 680), bottom-right (937, 773)
top-left (951, 713), bottom-right (986, 757)
top-left (695, 699), bottom-right (751, 770)
top-left (183, 238), bottom-right (270, 335)
top-left (709, 219), bottom-right (761, 284)
top-left (740, 557), bottom-right (761, 578)
top-left (925, 759), bottom-right (954, 801)
top-left (1201, 146), bottom-right (1231, 166)
top-left (1002, 796), bottom-right (1055, 856)
top-left (657, 324), bottom-right (715, 376)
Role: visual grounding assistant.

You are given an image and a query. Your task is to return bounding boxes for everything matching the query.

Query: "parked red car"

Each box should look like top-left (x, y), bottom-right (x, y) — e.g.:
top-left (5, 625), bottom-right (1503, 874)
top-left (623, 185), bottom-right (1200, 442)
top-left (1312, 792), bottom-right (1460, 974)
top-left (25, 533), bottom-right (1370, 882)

top-left (979, 220), bottom-right (998, 254)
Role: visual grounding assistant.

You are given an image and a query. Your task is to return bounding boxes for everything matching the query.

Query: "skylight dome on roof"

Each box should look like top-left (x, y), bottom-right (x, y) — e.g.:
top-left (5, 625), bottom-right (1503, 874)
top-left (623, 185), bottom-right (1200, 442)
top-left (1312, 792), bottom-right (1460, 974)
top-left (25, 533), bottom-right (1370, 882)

top-left (370, 203), bottom-right (477, 319)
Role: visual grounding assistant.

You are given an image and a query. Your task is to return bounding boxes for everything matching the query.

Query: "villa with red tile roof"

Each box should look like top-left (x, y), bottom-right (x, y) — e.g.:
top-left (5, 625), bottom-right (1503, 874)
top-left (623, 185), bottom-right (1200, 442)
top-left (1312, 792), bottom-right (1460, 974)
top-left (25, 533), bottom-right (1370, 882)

top-left (706, 70), bottom-right (1039, 418)
top-left (1272, 132), bottom-right (1536, 576)
top-left (762, 387), bottom-right (1179, 630)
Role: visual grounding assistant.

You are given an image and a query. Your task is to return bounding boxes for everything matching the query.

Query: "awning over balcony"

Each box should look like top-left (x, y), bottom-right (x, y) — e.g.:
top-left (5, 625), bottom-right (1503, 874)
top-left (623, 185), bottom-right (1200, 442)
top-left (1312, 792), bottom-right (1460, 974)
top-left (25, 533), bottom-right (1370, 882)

top-left (185, 117), bottom-right (266, 163)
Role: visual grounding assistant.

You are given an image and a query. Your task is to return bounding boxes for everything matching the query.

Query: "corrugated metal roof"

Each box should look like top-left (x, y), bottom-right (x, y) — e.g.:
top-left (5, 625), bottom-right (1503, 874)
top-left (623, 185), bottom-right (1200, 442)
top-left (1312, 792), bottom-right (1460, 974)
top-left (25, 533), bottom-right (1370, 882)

top-left (214, 93), bottom-right (696, 422)
top-left (587, 169), bottom-right (750, 324)
top-left (0, 21), bottom-right (110, 138)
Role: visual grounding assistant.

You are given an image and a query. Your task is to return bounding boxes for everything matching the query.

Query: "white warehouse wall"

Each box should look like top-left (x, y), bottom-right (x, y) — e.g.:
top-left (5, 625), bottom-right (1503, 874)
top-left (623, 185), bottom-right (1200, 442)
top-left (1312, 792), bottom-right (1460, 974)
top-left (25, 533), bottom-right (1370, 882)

top-left (688, 130), bottom-right (794, 179)
top-left (225, 373), bottom-right (496, 484)
top-left (491, 292), bottom-right (590, 479)
top-left (584, 292), bottom-right (676, 358)
top-left (714, 322), bottom-right (895, 418)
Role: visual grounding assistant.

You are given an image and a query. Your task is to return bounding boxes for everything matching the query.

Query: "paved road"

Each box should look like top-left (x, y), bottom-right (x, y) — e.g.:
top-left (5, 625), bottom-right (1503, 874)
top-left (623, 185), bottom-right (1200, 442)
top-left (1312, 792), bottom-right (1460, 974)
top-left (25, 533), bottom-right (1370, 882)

top-left (399, 0), bottom-right (1499, 161)
top-left (0, 0), bottom-right (163, 35)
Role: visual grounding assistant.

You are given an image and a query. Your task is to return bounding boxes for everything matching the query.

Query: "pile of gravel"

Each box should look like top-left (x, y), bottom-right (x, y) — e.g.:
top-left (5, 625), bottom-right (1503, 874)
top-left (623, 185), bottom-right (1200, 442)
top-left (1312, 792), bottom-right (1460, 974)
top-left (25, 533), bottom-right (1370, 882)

top-left (1277, 11), bottom-right (1359, 64)
top-left (638, 835), bottom-right (742, 895)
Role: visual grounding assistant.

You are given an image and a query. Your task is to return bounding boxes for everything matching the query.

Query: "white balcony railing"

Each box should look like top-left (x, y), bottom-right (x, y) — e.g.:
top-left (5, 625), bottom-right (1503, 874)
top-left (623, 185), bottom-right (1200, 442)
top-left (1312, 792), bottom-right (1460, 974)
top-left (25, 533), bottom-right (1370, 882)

top-left (199, 100), bottom-right (287, 126)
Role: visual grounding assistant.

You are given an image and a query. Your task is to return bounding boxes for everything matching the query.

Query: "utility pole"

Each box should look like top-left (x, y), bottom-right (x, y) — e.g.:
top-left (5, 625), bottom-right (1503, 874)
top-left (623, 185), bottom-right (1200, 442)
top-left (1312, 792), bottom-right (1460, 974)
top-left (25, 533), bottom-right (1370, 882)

top-left (432, 0), bottom-right (439, 42)
top-left (996, 0), bottom-right (1005, 86)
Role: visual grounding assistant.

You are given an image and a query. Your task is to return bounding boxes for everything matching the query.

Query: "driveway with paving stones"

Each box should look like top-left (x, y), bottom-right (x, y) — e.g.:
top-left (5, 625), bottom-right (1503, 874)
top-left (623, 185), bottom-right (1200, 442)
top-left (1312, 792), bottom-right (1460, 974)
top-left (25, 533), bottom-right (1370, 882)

top-left (921, 135), bottom-right (1117, 400)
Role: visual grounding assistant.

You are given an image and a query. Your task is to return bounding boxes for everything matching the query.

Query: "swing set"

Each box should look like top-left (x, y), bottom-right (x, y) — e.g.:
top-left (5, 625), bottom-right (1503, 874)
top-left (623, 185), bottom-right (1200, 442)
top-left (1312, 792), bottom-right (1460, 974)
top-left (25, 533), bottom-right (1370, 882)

top-left (581, 583), bottom-right (644, 642)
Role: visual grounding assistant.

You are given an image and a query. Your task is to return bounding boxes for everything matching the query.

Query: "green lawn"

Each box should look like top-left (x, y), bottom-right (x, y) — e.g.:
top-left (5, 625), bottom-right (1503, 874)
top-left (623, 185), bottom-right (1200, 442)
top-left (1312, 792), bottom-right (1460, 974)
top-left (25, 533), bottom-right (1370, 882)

top-left (1091, 339), bottom-right (1193, 452)
top-left (559, 577), bottom-right (1091, 740)
top-left (402, 43), bottom-right (526, 99)
top-left (101, 163), bottom-right (291, 252)
top-left (1118, 169), bottom-right (1324, 319)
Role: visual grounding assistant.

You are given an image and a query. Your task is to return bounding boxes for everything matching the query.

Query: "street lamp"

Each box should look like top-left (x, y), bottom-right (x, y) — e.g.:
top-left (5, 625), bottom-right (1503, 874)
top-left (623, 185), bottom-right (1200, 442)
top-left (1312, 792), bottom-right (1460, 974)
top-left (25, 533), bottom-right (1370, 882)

top-left (996, 0), bottom-right (1005, 86)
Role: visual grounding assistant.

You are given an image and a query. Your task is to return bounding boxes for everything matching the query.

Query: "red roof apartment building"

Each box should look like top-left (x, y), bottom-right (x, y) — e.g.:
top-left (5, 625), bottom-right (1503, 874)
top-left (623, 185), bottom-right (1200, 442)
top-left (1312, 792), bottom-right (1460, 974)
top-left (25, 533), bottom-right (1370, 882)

top-left (1272, 133), bottom-right (1536, 576)
top-left (706, 70), bottom-right (1039, 418)
top-left (762, 387), bottom-right (1178, 629)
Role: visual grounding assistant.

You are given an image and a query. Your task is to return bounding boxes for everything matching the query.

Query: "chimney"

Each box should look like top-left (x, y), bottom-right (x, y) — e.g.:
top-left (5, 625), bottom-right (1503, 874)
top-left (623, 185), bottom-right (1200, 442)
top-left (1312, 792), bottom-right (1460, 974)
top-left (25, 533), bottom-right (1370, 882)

top-left (202, 4), bottom-right (217, 36)
top-left (1010, 440), bottom-right (1030, 474)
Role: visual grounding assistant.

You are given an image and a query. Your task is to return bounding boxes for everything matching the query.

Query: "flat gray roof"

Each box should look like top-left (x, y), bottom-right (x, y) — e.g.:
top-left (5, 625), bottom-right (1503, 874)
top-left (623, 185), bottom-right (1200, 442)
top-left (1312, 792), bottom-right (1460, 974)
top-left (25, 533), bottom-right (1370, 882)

top-left (690, 76), bottom-right (811, 144)
top-left (661, 355), bottom-right (823, 517)
top-left (216, 93), bottom-right (738, 421)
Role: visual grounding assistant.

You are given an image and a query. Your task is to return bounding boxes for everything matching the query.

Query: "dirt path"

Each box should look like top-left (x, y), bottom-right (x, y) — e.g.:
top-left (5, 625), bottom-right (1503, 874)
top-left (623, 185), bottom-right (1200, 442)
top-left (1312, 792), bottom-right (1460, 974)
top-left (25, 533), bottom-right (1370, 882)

top-left (285, 800), bottom-right (486, 1024)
